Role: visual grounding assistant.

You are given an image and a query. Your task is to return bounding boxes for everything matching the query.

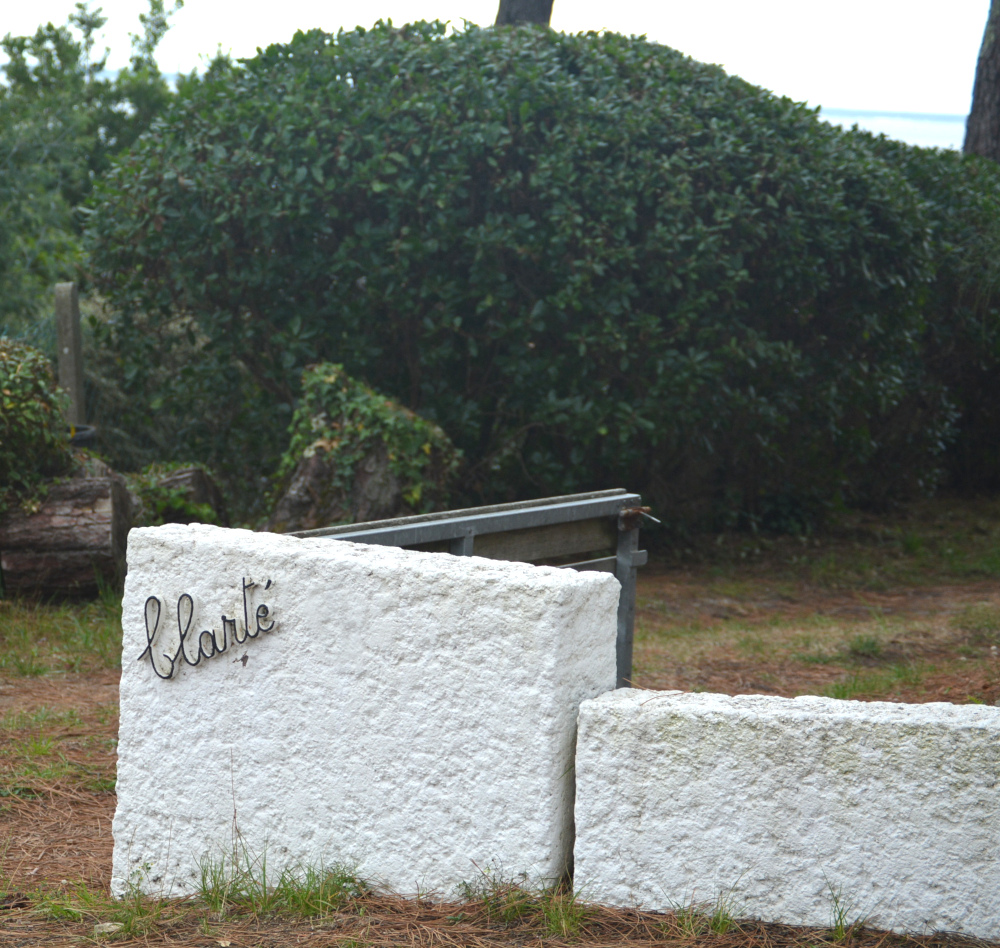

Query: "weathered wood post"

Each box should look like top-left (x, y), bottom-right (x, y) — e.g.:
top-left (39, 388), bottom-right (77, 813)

top-left (55, 282), bottom-right (85, 426)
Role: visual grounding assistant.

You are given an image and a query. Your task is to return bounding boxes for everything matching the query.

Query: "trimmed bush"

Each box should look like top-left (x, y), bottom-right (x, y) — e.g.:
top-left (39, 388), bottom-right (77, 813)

top-left (0, 339), bottom-right (74, 511)
top-left (863, 136), bottom-right (1000, 494)
top-left (87, 23), bottom-right (964, 528)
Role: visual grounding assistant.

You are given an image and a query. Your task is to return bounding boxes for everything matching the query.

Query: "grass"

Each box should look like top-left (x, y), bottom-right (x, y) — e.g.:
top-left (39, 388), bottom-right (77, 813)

top-left (633, 497), bottom-right (1000, 702)
top-left (653, 496), bottom-right (1000, 590)
top-left (952, 601), bottom-right (1000, 642)
top-left (669, 890), bottom-right (745, 937)
top-left (3, 850), bottom-right (953, 948)
top-left (198, 842), bottom-right (365, 919)
top-left (0, 595), bottom-right (121, 677)
top-left (0, 699), bottom-right (118, 801)
top-left (456, 862), bottom-right (591, 936)
top-left (823, 663), bottom-right (926, 701)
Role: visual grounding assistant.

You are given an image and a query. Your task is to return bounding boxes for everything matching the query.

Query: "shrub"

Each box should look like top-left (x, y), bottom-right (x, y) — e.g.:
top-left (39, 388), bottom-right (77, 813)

top-left (862, 136), bottom-right (1000, 493)
top-left (125, 462), bottom-right (226, 527)
top-left (0, 339), bottom-right (74, 512)
top-left (86, 23), bottom-right (959, 528)
top-left (267, 363), bottom-right (460, 531)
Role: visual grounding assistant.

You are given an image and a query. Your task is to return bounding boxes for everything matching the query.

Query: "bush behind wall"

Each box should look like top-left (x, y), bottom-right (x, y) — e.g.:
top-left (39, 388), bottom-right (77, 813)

top-left (86, 23), bottom-right (980, 529)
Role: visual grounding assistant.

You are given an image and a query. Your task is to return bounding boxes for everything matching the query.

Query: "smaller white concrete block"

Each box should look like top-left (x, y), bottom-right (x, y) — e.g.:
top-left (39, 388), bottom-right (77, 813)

top-left (574, 690), bottom-right (1000, 939)
top-left (113, 524), bottom-right (619, 898)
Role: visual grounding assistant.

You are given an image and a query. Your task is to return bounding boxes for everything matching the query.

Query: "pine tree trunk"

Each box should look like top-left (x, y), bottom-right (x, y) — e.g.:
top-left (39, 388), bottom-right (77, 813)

top-left (966, 0), bottom-right (1000, 160)
top-left (0, 472), bottom-right (131, 597)
top-left (494, 0), bottom-right (553, 26)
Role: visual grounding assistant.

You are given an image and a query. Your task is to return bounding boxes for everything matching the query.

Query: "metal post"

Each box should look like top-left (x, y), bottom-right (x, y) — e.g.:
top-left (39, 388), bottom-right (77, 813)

top-left (614, 521), bottom-right (639, 688)
top-left (449, 533), bottom-right (475, 555)
top-left (55, 282), bottom-right (85, 426)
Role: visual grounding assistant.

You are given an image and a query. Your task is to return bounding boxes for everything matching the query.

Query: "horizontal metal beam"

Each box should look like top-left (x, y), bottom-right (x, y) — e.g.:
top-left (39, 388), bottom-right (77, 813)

top-left (290, 488), bottom-right (630, 540)
top-left (294, 491), bottom-right (640, 551)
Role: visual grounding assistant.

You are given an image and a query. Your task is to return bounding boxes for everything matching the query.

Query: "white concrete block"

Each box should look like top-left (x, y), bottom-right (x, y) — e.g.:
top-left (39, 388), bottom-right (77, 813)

top-left (113, 523), bottom-right (619, 898)
top-left (574, 689), bottom-right (1000, 939)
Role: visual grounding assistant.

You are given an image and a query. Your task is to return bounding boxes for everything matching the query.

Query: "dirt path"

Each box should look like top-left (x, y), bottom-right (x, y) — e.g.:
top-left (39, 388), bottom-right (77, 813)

top-left (0, 671), bottom-right (118, 892)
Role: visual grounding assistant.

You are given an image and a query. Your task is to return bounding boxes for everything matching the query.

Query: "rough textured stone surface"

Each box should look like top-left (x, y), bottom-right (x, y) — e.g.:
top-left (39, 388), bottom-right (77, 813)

top-left (574, 689), bottom-right (1000, 939)
top-left (113, 523), bottom-right (619, 898)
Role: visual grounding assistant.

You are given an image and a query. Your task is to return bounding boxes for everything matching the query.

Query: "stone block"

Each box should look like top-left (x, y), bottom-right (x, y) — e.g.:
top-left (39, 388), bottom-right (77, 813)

top-left (574, 689), bottom-right (1000, 939)
top-left (112, 523), bottom-right (619, 898)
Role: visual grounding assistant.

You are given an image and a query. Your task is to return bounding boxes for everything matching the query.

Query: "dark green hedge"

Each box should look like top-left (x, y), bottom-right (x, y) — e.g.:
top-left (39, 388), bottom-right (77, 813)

top-left (863, 136), bottom-right (1000, 494)
top-left (86, 22), bottom-right (990, 529)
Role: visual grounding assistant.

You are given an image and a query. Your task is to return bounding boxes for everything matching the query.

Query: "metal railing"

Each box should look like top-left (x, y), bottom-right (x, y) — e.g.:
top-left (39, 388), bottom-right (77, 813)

top-left (290, 488), bottom-right (648, 687)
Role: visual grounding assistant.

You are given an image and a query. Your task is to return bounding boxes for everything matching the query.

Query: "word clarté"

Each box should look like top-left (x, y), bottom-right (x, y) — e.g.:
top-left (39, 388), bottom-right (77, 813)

top-left (138, 578), bottom-right (277, 680)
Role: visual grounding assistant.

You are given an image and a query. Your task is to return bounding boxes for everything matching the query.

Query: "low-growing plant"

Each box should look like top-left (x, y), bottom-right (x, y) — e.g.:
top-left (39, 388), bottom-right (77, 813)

top-left (823, 663), bottom-right (925, 700)
top-left (457, 863), bottom-right (536, 926)
top-left (0, 339), bottom-right (73, 514)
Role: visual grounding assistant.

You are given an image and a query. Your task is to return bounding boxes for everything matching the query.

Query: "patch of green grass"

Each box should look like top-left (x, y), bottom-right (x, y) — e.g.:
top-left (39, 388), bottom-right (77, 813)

top-left (457, 864), bottom-right (535, 926)
top-left (199, 844), bottom-right (365, 919)
top-left (822, 663), bottom-right (925, 700)
top-left (798, 651), bottom-right (839, 665)
top-left (0, 598), bottom-right (121, 677)
top-left (952, 602), bottom-right (1000, 643)
top-left (457, 862), bottom-right (590, 935)
top-left (0, 707), bottom-right (82, 732)
top-left (666, 887), bottom-right (744, 938)
top-left (110, 876), bottom-right (175, 939)
top-left (737, 633), bottom-right (767, 655)
top-left (85, 775), bottom-right (117, 793)
top-left (539, 888), bottom-right (590, 937)
top-left (847, 634), bottom-right (882, 659)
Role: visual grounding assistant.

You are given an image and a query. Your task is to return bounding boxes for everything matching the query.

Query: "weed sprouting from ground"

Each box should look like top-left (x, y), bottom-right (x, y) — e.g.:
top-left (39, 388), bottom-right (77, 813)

top-left (539, 886), bottom-right (591, 937)
top-left (457, 862), bottom-right (536, 926)
top-left (827, 881), bottom-right (870, 943)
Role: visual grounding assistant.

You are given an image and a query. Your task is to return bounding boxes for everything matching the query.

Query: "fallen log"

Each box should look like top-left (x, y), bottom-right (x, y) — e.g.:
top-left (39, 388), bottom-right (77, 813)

top-left (0, 467), bottom-right (131, 598)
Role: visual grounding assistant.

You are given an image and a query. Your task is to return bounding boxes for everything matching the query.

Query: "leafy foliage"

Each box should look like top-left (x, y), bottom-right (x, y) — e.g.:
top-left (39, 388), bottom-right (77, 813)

top-left (86, 24), bottom-right (980, 527)
top-left (863, 137), bottom-right (1000, 493)
top-left (125, 462), bottom-right (222, 527)
top-left (0, 1), bottom-right (181, 334)
top-left (0, 339), bottom-right (74, 512)
top-left (270, 363), bottom-right (461, 525)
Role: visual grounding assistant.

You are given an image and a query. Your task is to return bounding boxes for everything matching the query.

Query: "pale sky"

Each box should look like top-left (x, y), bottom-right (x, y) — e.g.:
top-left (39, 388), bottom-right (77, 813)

top-left (1, 0), bottom-right (989, 117)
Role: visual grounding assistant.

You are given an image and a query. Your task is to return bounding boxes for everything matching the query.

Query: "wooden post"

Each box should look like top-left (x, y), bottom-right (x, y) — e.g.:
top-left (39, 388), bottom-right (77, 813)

top-left (55, 282), bottom-right (85, 426)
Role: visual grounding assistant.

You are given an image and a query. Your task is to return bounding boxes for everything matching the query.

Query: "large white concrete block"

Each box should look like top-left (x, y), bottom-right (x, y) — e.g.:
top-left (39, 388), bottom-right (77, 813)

top-left (113, 523), bottom-right (619, 898)
top-left (574, 689), bottom-right (1000, 939)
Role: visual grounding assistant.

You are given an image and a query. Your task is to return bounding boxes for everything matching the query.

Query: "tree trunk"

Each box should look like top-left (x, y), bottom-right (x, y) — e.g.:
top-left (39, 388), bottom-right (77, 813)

top-left (966, 0), bottom-right (1000, 160)
top-left (0, 470), bottom-right (132, 598)
top-left (494, 0), bottom-right (553, 27)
